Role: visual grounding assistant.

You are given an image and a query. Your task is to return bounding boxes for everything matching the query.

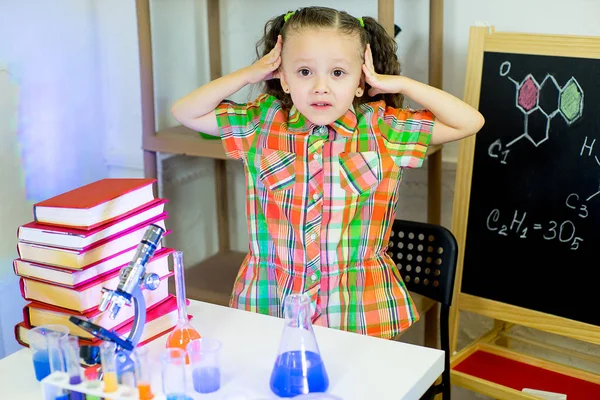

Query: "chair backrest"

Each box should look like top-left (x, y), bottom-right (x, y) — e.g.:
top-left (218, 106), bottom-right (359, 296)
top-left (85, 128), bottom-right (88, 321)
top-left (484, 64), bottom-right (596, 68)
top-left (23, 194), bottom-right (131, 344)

top-left (389, 219), bottom-right (458, 307)
top-left (389, 219), bottom-right (458, 400)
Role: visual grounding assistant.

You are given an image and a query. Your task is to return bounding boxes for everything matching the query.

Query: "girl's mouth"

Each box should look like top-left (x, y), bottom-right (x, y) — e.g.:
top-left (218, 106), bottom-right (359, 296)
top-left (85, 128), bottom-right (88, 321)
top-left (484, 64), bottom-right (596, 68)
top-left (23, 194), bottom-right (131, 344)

top-left (311, 102), bottom-right (332, 110)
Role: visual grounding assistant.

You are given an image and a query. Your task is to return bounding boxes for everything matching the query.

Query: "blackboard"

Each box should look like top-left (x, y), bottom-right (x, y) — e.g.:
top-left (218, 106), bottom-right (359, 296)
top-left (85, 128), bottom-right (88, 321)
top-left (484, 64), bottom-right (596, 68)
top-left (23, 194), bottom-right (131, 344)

top-left (460, 51), bottom-right (600, 327)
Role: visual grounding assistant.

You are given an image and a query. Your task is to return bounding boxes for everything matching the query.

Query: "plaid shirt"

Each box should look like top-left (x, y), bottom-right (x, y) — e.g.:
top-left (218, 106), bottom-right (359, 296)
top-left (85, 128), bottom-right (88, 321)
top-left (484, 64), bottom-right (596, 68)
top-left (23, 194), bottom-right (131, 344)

top-left (216, 94), bottom-right (433, 339)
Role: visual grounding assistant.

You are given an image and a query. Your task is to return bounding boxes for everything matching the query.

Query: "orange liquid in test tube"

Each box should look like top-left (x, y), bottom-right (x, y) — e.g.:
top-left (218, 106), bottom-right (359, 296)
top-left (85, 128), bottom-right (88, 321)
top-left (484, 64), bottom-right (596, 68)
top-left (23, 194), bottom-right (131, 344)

top-left (137, 382), bottom-right (154, 399)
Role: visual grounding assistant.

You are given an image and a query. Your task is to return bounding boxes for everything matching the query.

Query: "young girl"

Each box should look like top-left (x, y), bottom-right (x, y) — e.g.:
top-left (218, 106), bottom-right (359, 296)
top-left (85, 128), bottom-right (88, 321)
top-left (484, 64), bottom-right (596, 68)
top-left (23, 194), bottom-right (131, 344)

top-left (171, 6), bottom-right (484, 339)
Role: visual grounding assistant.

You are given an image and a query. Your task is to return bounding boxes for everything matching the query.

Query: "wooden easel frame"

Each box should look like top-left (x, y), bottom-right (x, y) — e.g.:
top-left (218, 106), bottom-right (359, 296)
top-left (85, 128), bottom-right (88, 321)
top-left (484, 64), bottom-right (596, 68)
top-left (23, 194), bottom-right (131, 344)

top-left (448, 25), bottom-right (600, 399)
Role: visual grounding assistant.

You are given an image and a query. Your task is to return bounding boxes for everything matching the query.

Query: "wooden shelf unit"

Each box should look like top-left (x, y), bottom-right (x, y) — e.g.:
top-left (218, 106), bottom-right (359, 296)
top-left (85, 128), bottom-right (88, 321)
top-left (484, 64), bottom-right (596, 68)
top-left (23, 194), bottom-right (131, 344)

top-left (145, 123), bottom-right (443, 160)
top-left (135, 0), bottom-right (445, 344)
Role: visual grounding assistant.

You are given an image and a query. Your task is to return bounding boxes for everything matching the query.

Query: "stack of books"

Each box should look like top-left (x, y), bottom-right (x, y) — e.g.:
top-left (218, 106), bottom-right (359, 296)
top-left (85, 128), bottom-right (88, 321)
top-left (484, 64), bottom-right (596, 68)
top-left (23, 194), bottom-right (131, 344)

top-left (13, 178), bottom-right (183, 347)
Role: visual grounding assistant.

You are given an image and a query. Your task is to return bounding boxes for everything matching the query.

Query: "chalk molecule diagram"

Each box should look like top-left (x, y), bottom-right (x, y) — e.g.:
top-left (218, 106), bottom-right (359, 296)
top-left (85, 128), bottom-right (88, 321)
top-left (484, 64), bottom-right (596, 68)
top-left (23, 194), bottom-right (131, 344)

top-left (499, 61), bottom-right (584, 148)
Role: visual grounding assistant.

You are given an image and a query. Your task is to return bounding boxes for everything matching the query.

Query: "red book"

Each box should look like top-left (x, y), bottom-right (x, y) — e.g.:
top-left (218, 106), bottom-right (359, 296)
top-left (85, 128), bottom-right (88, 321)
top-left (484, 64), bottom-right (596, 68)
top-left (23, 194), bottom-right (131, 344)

top-left (14, 246), bottom-right (173, 288)
top-left (19, 198), bottom-right (167, 250)
top-left (33, 178), bottom-right (157, 230)
top-left (16, 215), bottom-right (168, 270)
top-left (23, 290), bottom-right (171, 339)
top-left (14, 296), bottom-right (187, 348)
top-left (19, 255), bottom-right (172, 313)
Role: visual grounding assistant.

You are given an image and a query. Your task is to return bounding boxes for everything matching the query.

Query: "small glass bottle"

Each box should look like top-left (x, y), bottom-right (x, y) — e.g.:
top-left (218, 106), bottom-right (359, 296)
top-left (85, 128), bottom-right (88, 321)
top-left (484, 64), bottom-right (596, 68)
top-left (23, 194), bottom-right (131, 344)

top-left (165, 250), bottom-right (200, 363)
top-left (161, 348), bottom-right (191, 400)
top-left (269, 293), bottom-right (329, 398)
top-left (188, 338), bottom-right (222, 394)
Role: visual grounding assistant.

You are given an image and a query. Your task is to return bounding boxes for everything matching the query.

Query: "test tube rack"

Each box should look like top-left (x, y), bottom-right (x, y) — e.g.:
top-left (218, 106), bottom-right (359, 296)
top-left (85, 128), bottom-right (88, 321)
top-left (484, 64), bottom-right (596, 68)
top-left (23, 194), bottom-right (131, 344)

top-left (41, 372), bottom-right (190, 400)
top-left (41, 372), bottom-right (139, 400)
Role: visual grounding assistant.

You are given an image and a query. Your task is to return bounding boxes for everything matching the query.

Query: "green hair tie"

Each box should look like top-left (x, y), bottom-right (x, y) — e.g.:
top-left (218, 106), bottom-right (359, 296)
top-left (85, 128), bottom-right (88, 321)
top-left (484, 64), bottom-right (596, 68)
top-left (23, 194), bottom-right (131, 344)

top-left (284, 11), bottom-right (295, 22)
top-left (357, 17), bottom-right (364, 27)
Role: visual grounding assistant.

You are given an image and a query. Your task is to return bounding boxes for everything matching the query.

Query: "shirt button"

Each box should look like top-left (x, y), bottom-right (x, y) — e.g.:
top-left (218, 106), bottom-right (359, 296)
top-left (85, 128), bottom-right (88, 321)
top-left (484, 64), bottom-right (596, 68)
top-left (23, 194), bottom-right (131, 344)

top-left (310, 233), bottom-right (317, 240)
top-left (314, 153), bottom-right (321, 160)
top-left (311, 274), bottom-right (318, 281)
top-left (312, 193), bottom-right (319, 201)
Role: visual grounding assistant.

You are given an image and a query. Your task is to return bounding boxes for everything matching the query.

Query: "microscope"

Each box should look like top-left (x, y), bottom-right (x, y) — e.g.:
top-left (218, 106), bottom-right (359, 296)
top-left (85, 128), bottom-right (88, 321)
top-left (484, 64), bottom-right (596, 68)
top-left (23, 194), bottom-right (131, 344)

top-left (70, 223), bottom-right (166, 366)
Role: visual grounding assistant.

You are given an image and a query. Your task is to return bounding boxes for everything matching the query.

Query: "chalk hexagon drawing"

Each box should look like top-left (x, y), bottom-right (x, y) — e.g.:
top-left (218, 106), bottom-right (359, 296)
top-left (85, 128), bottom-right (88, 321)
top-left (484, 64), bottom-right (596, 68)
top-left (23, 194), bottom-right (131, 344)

top-left (559, 77), bottom-right (584, 124)
top-left (517, 74), bottom-right (539, 114)
top-left (500, 61), bottom-right (584, 149)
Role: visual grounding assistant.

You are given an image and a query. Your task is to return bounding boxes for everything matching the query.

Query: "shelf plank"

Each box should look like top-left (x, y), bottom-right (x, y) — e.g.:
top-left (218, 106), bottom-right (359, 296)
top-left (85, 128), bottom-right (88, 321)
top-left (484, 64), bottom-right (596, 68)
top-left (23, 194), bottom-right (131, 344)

top-left (143, 126), bottom-right (227, 159)
top-left (184, 250), bottom-right (247, 306)
top-left (143, 125), bottom-right (443, 159)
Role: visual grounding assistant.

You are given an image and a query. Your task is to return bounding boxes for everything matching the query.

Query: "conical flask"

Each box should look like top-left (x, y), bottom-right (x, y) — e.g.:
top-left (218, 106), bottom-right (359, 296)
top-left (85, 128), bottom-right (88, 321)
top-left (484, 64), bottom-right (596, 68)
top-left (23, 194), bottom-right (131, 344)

top-left (166, 250), bottom-right (201, 363)
top-left (269, 293), bottom-right (329, 398)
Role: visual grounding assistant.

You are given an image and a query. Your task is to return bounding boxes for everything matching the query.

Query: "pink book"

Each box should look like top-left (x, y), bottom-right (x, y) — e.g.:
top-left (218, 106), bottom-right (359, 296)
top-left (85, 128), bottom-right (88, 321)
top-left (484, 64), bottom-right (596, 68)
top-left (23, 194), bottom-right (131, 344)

top-left (14, 247), bottom-right (174, 288)
top-left (23, 290), bottom-right (171, 339)
top-left (16, 214), bottom-right (169, 270)
top-left (19, 198), bottom-right (168, 250)
top-left (19, 255), bottom-right (173, 313)
top-left (15, 295), bottom-right (188, 348)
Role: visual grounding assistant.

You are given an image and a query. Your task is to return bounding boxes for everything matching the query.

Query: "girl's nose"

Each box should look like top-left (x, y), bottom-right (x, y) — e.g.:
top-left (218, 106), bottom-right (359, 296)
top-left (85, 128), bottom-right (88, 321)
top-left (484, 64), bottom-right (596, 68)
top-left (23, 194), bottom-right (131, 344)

top-left (313, 77), bottom-right (330, 94)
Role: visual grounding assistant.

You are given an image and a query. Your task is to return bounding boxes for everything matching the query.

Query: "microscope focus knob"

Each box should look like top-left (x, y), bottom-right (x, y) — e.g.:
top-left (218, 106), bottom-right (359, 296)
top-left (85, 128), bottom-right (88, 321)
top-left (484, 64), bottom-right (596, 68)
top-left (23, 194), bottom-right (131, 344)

top-left (143, 272), bottom-right (160, 290)
top-left (119, 267), bottom-right (132, 280)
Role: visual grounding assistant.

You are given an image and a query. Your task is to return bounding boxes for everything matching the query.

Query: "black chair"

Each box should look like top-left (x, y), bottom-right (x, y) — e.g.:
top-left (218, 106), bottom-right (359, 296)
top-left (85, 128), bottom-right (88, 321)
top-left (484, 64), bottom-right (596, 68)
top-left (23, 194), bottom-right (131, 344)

top-left (389, 219), bottom-right (458, 400)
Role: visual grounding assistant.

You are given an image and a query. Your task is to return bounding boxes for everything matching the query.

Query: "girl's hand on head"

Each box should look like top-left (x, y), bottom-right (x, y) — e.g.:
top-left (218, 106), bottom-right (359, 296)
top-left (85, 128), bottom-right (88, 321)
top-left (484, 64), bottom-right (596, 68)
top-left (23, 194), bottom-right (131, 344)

top-left (246, 35), bottom-right (283, 84)
top-left (362, 44), bottom-right (402, 96)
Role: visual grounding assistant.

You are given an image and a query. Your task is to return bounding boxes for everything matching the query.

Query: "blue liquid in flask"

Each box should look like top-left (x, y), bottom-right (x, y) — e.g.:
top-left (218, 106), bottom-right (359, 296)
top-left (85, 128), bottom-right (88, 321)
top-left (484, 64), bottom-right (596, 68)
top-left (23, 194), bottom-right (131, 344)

top-left (270, 350), bottom-right (329, 397)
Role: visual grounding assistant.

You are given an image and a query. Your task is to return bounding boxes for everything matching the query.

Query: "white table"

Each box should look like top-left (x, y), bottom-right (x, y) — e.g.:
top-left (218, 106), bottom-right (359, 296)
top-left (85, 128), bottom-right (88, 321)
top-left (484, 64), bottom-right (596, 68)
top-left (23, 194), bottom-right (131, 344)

top-left (0, 300), bottom-right (444, 400)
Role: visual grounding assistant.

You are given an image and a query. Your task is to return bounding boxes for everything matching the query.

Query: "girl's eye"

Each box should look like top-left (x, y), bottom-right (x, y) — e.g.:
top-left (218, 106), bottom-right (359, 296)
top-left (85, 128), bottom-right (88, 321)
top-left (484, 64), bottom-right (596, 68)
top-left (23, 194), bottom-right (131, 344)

top-left (332, 70), bottom-right (345, 77)
top-left (298, 69), bottom-right (311, 77)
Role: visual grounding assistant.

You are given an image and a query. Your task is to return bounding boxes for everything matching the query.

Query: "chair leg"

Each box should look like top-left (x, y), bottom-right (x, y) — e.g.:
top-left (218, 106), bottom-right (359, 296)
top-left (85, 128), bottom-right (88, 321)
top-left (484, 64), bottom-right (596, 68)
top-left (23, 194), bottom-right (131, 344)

top-left (440, 305), bottom-right (452, 400)
top-left (442, 382), bottom-right (451, 400)
top-left (419, 384), bottom-right (437, 400)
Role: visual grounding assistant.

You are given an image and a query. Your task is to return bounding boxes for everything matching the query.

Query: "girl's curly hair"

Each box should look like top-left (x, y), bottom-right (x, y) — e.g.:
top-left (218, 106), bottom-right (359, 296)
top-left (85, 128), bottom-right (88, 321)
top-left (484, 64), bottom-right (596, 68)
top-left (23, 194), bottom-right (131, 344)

top-left (255, 6), bottom-right (403, 109)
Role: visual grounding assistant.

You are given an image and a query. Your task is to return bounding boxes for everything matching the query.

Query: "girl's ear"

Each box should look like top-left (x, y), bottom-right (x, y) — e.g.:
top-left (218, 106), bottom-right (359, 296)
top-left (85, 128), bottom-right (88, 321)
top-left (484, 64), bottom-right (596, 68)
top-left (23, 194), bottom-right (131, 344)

top-left (356, 75), bottom-right (366, 97)
top-left (279, 70), bottom-right (290, 93)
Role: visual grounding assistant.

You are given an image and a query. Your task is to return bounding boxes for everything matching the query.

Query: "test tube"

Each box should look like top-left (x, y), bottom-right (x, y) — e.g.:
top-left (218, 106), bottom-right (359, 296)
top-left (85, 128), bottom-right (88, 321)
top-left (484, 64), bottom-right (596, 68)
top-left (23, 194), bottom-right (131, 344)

top-left (161, 348), bottom-right (188, 400)
top-left (46, 331), bottom-right (69, 400)
top-left (116, 349), bottom-right (136, 388)
top-left (27, 324), bottom-right (69, 381)
top-left (83, 368), bottom-right (102, 400)
top-left (100, 341), bottom-right (118, 393)
top-left (63, 335), bottom-right (85, 400)
top-left (134, 346), bottom-right (154, 399)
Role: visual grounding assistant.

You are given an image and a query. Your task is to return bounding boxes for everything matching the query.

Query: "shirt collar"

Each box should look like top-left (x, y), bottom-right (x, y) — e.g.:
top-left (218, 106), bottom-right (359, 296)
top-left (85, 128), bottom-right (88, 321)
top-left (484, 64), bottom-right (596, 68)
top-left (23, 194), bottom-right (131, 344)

top-left (287, 105), bottom-right (358, 137)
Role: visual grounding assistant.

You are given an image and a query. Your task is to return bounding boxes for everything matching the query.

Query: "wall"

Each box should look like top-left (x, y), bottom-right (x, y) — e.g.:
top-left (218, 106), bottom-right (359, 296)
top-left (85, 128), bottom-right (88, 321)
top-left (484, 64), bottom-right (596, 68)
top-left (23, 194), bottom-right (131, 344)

top-left (0, 66), bottom-right (28, 360)
top-left (0, 0), bottom-right (109, 358)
